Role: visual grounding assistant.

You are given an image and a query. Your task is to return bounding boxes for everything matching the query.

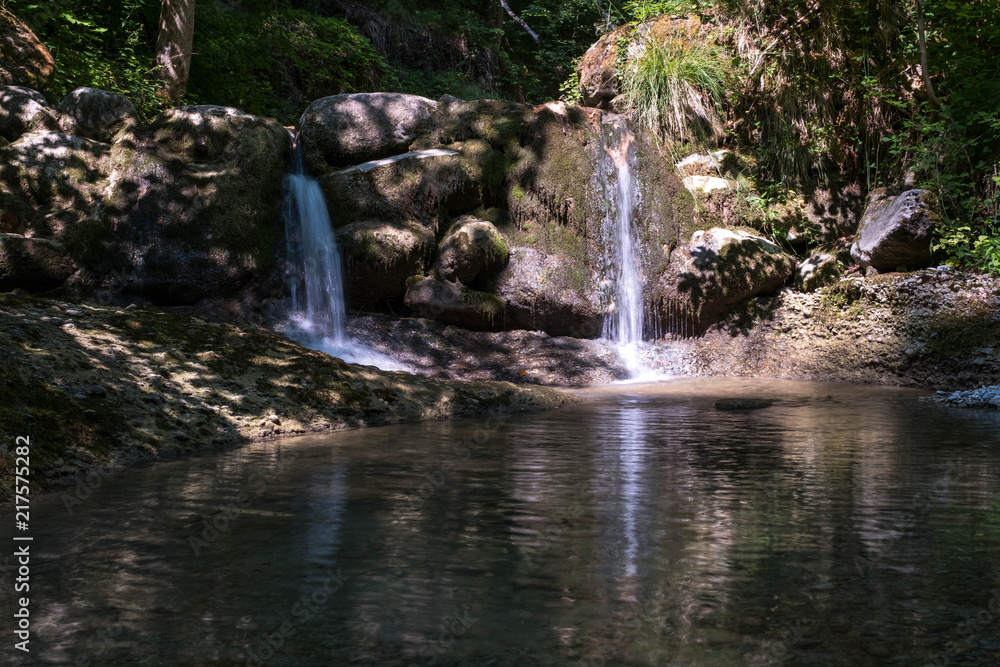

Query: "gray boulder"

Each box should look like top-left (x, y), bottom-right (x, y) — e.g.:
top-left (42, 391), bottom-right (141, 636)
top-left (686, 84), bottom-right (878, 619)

top-left (336, 220), bottom-right (435, 306)
top-left (0, 233), bottom-right (76, 291)
top-left (404, 277), bottom-right (505, 331)
top-left (57, 87), bottom-right (138, 143)
top-left (850, 188), bottom-right (939, 272)
top-left (299, 92), bottom-right (437, 170)
top-left (435, 216), bottom-right (509, 286)
top-left (797, 253), bottom-right (841, 292)
top-left (652, 228), bottom-right (796, 332)
top-left (0, 85), bottom-right (59, 141)
top-left (495, 247), bottom-right (605, 338)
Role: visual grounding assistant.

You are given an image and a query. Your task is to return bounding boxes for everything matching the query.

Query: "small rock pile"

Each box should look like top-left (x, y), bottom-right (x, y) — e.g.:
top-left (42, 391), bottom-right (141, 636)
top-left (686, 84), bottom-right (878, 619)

top-left (937, 385), bottom-right (1000, 408)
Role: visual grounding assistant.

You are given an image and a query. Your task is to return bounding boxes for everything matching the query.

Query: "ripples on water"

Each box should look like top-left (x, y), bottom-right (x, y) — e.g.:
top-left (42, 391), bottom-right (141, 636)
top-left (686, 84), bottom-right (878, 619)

top-left (3, 379), bottom-right (1000, 666)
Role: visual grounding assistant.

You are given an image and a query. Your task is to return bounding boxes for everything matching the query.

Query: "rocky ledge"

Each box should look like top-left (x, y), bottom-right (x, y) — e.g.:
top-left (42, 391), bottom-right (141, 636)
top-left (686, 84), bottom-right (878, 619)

top-left (0, 294), bottom-right (574, 501)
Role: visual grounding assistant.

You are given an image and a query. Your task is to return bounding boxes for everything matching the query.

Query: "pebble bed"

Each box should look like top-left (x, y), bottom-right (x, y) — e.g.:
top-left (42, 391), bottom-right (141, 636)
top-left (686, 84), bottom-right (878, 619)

top-left (937, 384), bottom-right (1000, 408)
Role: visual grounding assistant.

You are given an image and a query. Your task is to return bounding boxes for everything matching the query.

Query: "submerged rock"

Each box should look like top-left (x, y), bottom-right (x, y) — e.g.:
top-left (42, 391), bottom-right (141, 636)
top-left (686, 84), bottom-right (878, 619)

top-left (851, 188), bottom-right (939, 272)
top-left (714, 398), bottom-right (774, 410)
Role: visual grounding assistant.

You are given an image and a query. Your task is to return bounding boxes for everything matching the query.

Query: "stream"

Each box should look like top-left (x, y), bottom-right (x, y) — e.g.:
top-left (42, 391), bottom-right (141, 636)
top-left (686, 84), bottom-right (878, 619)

top-left (3, 379), bottom-right (999, 666)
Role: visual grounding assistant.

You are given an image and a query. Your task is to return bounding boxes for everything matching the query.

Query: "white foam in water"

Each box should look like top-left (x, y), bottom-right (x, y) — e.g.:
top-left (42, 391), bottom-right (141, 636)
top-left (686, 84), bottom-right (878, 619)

top-left (599, 118), bottom-right (665, 382)
top-left (283, 136), bottom-right (411, 373)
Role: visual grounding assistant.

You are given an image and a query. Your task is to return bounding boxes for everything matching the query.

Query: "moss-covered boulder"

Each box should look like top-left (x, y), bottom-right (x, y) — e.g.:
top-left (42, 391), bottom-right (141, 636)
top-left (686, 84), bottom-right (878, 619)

top-left (404, 276), bottom-right (505, 330)
top-left (0, 8), bottom-right (55, 90)
top-left (652, 227), bottom-right (796, 332)
top-left (299, 92), bottom-right (437, 171)
top-left (57, 87), bottom-right (138, 144)
top-left (576, 27), bottom-right (627, 109)
top-left (336, 219), bottom-right (435, 306)
top-left (0, 233), bottom-right (76, 291)
top-left (495, 247), bottom-right (605, 338)
top-left (0, 85), bottom-right (59, 141)
top-left (0, 131), bottom-right (110, 236)
top-left (797, 253), bottom-right (842, 292)
top-left (434, 215), bottom-right (509, 286)
top-left (92, 105), bottom-right (291, 303)
top-left (850, 188), bottom-right (939, 272)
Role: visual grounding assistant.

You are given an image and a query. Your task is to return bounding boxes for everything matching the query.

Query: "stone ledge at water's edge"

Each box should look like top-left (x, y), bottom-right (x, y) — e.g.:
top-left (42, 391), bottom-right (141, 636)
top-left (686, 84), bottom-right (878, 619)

top-left (347, 268), bottom-right (1000, 391)
top-left (0, 294), bottom-right (575, 503)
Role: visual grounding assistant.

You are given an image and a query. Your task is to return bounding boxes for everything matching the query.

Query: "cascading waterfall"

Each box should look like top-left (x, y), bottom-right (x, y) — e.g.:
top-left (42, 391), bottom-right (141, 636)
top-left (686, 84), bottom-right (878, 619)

top-left (283, 135), bottom-right (409, 371)
top-left (598, 117), bottom-right (655, 379)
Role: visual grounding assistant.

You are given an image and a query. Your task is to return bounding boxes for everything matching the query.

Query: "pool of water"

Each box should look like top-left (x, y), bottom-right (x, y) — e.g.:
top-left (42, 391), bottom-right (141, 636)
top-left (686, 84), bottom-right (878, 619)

top-left (3, 379), bottom-right (1000, 666)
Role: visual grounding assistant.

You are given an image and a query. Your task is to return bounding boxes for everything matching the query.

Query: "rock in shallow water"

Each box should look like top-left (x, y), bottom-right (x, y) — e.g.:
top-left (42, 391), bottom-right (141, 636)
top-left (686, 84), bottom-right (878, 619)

top-left (714, 397), bottom-right (774, 410)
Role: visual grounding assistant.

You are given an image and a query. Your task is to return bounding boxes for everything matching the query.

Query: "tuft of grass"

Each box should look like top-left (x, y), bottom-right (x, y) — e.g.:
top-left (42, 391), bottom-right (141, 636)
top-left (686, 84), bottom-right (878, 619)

top-left (617, 25), bottom-right (729, 147)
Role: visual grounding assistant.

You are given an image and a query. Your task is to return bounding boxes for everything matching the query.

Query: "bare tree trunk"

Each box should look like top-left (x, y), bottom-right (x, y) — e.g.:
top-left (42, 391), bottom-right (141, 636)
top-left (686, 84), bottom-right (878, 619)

top-left (499, 0), bottom-right (539, 43)
top-left (915, 0), bottom-right (940, 108)
top-left (155, 0), bottom-right (196, 104)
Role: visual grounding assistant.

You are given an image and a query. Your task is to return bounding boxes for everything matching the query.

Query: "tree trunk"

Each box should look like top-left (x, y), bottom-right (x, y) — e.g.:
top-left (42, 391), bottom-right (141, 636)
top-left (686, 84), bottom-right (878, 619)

top-left (155, 0), bottom-right (196, 104)
top-left (915, 0), bottom-right (940, 108)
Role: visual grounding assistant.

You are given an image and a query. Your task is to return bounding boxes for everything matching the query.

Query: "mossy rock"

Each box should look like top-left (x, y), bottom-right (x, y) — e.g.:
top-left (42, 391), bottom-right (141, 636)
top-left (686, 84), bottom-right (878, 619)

top-left (336, 219), bottom-right (435, 306)
top-left (0, 8), bottom-right (55, 90)
top-left (0, 85), bottom-right (59, 142)
top-left (434, 216), bottom-right (509, 286)
top-left (0, 233), bottom-right (76, 291)
top-left (57, 87), bottom-right (139, 144)
top-left (403, 276), bottom-right (505, 330)
top-left (652, 227), bottom-right (797, 333)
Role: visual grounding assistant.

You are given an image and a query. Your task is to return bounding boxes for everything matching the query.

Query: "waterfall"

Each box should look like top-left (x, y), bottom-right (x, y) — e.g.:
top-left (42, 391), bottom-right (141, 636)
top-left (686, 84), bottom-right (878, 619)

top-left (283, 135), bottom-right (409, 371)
top-left (599, 117), bottom-right (654, 379)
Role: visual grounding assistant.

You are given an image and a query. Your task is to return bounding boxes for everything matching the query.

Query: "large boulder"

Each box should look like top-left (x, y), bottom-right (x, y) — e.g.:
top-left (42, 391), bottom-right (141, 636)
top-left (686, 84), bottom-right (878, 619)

top-left (434, 216), bottom-right (509, 286)
top-left (0, 85), bottom-right (59, 141)
top-left (652, 228), bottom-right (797, 332)
top-left (0, 131), bottom-right (110, 236)
top-left (299, 92), bottom-right (437, 171)
top-left (0, 233), bottom-right (76, 291)
top-left (336, 220), bottom-right (435, 306)
top-left (96, 105), bottom-right (291, 303)
top-left (576, 27), bottom-right (626, 109)
top-left (404, 277), bottom-right (505, 330)
top-left (495, 247), bottom-right (605, 338)
top-left (57, 87), bottom-right (138, 144)
top-left (0, 8), bottom-right (55, 90)
top-left (850, 188), bottom-right (939, 272)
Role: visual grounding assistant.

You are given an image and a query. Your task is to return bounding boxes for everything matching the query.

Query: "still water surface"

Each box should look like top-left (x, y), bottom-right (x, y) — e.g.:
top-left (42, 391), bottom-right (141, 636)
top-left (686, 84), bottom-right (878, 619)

top-left (4, 379), bottom-right (1000, 666)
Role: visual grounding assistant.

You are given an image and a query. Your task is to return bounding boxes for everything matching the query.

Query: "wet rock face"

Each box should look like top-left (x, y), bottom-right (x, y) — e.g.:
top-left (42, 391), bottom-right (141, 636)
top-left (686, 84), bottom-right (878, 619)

top-left (652, 228), bottom-right (797, 333)
top-left (0, 8), bottom-right (55, 90)
top-left (495, 247), bottom-right (605, 338)
top-left (851, 188), bottom-right (940, 272)
top-left (336, 220), bottom-right (435, 306)
top-left (299, 92), bottom-right (438, 170)
top-left (404, 277), bottom-right (505, 331)
top-left (57, 88), bottom-right (138, 144)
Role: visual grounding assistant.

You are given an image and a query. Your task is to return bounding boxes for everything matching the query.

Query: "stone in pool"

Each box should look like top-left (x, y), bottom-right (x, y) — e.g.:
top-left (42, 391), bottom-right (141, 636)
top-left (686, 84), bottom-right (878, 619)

top-left (714, 397), bottom-right (774, 410)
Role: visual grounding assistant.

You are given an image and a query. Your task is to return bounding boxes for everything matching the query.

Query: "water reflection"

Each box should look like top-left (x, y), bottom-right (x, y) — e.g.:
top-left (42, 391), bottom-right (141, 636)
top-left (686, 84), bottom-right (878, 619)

top-left (3, 379), bottom-right (1000, 666)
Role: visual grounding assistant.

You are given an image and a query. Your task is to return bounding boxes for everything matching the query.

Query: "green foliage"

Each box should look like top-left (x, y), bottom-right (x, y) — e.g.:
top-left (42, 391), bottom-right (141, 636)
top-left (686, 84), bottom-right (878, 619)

top-left (189, 1), bottom-right (386, 124)
top-left (5, 0), bottom-right (163, 119)
top-left (616, 23), bottom-right (728, 146)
